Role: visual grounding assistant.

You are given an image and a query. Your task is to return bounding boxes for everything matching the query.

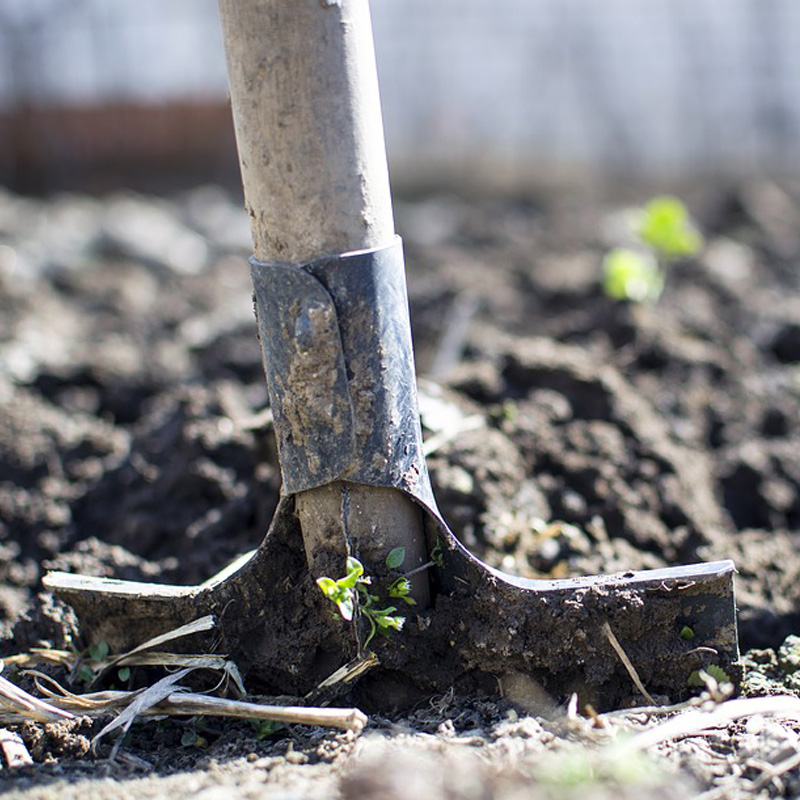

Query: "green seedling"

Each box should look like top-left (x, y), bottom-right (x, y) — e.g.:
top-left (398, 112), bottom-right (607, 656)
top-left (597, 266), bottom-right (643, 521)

top-left (75, 639), bottom-right (111, 684)
top-left (317, 553), bottom-right (407, 649)
top-left (316, 556), bottom-right (364, 622)
top-left (181, 729), bottom-right (208, 748)
top-left (680, 625), bottom-right (695, 641)
top-left (385, 547), bottom-right (407, 570)
top-left (88, 640), bottom-right (110, 662)
top-left (603, 249), bottom-right (664, 304)
top-left (251, 719), bottom-right (284, 740)
top-left (688, 664), bottom-right (731, 688)
top-left (430, 538), bottom-right (444, 568)
top-left (636, 195), bottom-right (703, 258)
top-left (386, 547), bottom-right (416, 606)
top-left (180, 716), bottom-right (209, 748)
top-left (603, 195), bottom-right (703, 303)
top-left (389, 577), bottom-right (415, 604)
top-left (535, 747), bottom-right (666, 791)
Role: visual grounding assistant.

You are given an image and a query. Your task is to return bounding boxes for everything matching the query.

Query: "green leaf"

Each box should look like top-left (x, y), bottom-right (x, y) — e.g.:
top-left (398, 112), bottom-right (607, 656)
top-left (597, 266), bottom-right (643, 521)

top-left (88, 641), bottom-right (110, 662)
top-left (687, 670), bottom-right (704, 688)
top-left (680, 626), bottom-right (694, 641)
top-left (385, 547), bottom-right (406, 570)
top-left (370, 606), bottom-right (406, 632)
top-left (372, 605), bottom-right (398, 617)
top-left (76, 664), bottom-right (94, 684)
top-left (318, 575), bottom-right (356, 621)
top-left (430, 539), bottom-right (444, 567)
top-left (337, 557), bottom-right (365, 589)
top-left (389, 577), bottom-right (415, 604)
top-left (705, 664), bottom-right (731, 684)
top-left (252, 720), bottom-right (283, 740)
top-left (346, 556), bottom-right (364, 578)
top-left (181, 730), bottom-right (199, 747)
top-left (688, 665), bottom-right (731, 688)
top-left (316, 577), bottom-right (338, 597)
top-left (336, 595), bottom-right (355, 622)
top-left (389, 577), bottom-right (410, 597)
top-left (117, 666), bottom-right (131, 682)
top-left (635, 196), bottom-right (703, 259)
top-left (376, 614), bottom-right (405, 632)
top-left (602, 248), bottom-right (664, 303)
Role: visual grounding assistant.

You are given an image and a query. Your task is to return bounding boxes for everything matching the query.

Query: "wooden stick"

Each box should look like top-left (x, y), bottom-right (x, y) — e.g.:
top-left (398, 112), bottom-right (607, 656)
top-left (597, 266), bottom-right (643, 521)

top-left (0, 728), bottom-right (33, 769)
top-left (602, 621), bottom-right (656, 706)
top-left (158, 693), bottom-right (367, 733)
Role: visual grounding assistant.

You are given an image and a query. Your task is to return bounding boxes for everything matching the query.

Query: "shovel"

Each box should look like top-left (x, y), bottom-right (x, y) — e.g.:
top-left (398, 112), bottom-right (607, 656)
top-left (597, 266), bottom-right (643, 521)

top-left (44, 0), bottom-right (738, 710)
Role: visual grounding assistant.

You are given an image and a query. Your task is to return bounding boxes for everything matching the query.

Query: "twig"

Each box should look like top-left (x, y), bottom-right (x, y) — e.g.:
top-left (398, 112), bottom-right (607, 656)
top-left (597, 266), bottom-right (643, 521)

top-left (93, 668), bottom-right (195, 759)
top-left (309, 652), bottom-right (378, 697)
top-left (0, 728), bottom-right (33, 769)
top-left (694, 780), bottom-right (751, 800)
top-left (753, 747), bottom-right (800, 791)
top-left (403, 560), bottom-right (436, 579)
top-left (601, 699), bottom-right (695, 720)
top-left (1, 649), bottom-right (74, 669)
top-left (619, 695), bottom-right (800, 753)
top-left (98, 615), bottom-right (216, 676)
top-left (4, 673), bottom-right (367, 735)
top-left (30, 673), bottom-right (133, 712)
top-left (0, 671), bottom-right (74, 723)
top-left (602, 620), bottom-right (656, 706)
top-left (156, 693), bottom-right (367, 733)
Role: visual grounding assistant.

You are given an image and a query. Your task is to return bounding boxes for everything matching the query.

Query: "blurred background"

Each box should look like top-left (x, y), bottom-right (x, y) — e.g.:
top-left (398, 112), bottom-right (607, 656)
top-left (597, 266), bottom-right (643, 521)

top-left (1, 0), bottom-right (799, 194)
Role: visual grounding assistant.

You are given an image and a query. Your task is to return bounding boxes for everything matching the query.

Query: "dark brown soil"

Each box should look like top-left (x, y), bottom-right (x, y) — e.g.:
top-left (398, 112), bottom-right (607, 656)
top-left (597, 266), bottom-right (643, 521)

top-left (2, 179), bottom-right (800, 798)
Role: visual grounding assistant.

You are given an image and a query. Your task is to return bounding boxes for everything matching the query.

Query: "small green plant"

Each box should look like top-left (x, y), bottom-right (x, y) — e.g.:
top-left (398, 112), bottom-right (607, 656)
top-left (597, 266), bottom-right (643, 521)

top-left (388, 576), bottom-right (414, 603)
top-left (603, 249), bottom-right (664, 304)
top-left (385, 547), bottom-right (407, 570)
top-left (603, 195), bottom-right (703, 303)
top-left (535, 748), bottom-right (666, 791)
top-left (680, 625), bottom-right (695, 641)
top-left (180, 716), bottom-right (209, 748)
top-left (181, 714), bottom-right (208, 749)
top-left (75, 640), bottom-right (111, 684)
top-left (316, 552), bottom-right (408, 649)
top-left (635, 195), bottom-right (703, 258)
top-left (181, 729), bottom-right (208, 748)
top-left (430, 538), bottom-right (444, 568)
top-left (688, 664), bottom-right (731, 688)
top-left (251, 719), bottom-right (283, 740)
top-left (88, 641), bottom-right (110, 662)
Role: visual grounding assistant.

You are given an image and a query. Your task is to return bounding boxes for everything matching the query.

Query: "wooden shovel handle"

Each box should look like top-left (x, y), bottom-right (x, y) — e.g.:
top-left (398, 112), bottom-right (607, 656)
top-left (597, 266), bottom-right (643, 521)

top-left (217, 0), bottom-right (394, 263)
top-left (218, 0), bottom-right (430, 606)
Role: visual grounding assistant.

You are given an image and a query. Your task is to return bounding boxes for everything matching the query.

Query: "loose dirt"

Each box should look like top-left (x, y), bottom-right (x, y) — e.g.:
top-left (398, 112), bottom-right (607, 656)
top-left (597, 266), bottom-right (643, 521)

top-left (1, 179), bottom-right (800, 798)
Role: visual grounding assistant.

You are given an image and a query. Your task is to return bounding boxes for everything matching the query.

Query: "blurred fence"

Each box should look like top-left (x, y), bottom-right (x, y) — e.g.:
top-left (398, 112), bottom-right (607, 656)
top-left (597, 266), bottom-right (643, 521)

top-left (1, 0), bottom-right (799, 189)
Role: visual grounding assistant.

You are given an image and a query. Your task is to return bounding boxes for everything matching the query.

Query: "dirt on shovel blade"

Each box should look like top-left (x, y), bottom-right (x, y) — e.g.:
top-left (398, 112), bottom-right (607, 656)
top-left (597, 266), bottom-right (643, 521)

top-left (1, 180), bottom-right (800, 799)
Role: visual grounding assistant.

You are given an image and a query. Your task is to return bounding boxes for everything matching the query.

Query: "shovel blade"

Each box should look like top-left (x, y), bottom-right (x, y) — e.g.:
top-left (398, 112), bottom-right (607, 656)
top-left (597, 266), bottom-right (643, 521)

top-left (45, 498), bottom-right (738, 710)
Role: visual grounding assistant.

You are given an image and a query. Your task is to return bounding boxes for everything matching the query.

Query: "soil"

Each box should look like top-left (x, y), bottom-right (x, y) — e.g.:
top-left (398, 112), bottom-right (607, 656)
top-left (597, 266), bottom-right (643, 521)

top-left (2, 179), bottom-right (800, 798)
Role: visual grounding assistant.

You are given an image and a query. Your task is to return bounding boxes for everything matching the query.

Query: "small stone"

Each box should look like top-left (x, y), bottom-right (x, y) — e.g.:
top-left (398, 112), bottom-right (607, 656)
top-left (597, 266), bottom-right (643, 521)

top-left (284, 749), bottom-right (308, 765)
top-left (778, 635), bottom-right (800, 673)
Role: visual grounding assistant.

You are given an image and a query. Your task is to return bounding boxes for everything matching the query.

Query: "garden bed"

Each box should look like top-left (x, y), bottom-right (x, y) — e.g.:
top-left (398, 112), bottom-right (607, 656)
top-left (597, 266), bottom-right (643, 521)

top-left (1, 179), bottom-right (799, 798)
